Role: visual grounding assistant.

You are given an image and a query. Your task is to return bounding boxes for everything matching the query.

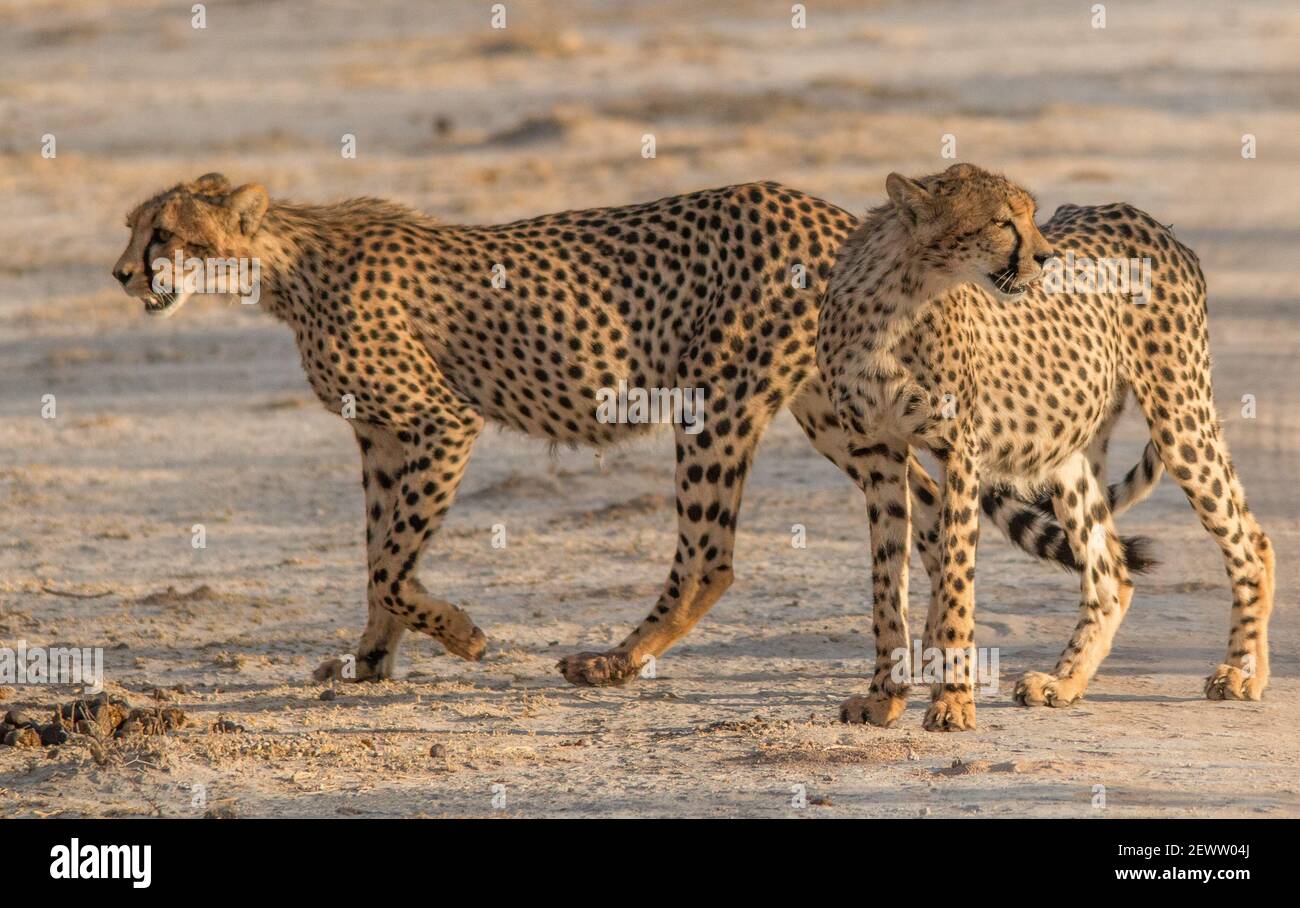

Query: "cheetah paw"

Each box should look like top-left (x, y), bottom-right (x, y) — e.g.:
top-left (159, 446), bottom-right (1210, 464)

top-left (1204, 664), bottom-right (1265, 701)
top-left (440, 625), bottom-right (488, 662)
top-left (557, 651), bottom-right (641, 686)
top-left (839, 691), bottom-right (908, 728)
top-left (923, 689), bottom-right (976, 731)
top-left (311, 656), bottom-right (388, 683)
top-left (1013, 671), bottom-right (1084, 708)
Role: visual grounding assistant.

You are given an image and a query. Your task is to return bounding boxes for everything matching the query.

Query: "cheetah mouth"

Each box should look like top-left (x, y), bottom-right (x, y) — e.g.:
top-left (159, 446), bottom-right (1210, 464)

top-left (141, 290), bottom-right (187, 317)
top-left (986, 266), bottom-right (1030, 295)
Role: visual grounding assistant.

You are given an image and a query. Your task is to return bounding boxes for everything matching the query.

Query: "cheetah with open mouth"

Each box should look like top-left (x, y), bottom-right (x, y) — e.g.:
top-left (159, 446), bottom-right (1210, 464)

top-left (818, 163), bottom-right (1275, 730)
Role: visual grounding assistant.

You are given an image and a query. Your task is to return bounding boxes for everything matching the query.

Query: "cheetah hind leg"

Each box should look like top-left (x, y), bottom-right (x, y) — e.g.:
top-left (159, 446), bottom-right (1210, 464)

top-left (1204, 531), bottom-right (1275, 701)
top-left (559, 400), bottom-right (763, 687)
top-left (1012, 451), bottom-right (1133, 709)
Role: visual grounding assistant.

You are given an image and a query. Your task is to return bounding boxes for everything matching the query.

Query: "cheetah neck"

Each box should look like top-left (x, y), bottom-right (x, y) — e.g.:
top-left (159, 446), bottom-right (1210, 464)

top-left (852, 208), bottom-right (956, 350)
top-left (245, 198), bottom-right (435, 321)
top-left (839, 208), bottom-right (960, 442)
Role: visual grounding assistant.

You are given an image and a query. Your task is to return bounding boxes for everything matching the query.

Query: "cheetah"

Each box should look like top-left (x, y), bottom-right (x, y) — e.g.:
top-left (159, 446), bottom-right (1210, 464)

top-left (113, 173), bottom-right (1119, 688)
top-left (817, 162), bottom-right (1275, 731)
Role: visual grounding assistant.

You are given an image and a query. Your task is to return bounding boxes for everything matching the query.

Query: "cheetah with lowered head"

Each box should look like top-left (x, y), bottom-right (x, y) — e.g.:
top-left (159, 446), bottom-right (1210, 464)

top-left (818, 163), bottom-right (1275, 731)
top-left (114, 173), bottom-right (1106, 688)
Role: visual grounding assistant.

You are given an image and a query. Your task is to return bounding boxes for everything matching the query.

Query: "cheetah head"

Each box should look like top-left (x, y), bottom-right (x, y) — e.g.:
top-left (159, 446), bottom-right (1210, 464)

top-left (112, 173), bottom-right (269, 317)
top-left (885, 162), bottom-right (1055, 300)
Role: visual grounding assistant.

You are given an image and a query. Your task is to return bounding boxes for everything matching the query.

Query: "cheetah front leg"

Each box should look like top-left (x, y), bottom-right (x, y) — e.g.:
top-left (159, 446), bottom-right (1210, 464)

top-left (838, 443), bottom-right (914, 727)
top-left (315, 415), bottom-right (484, 682)
top-left (313, 425), bottom-right (409, 682)
top-left (920, 438), bottom-right (981, 731)
top-left (786, 386), bottom-right (945, 726)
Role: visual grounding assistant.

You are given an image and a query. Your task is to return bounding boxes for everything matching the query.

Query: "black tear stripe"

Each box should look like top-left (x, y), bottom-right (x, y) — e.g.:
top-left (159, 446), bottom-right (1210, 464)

top-left (141, 238), bottom-right (154, 285)
top-left (1005, 225), bottom-right (1023, 277)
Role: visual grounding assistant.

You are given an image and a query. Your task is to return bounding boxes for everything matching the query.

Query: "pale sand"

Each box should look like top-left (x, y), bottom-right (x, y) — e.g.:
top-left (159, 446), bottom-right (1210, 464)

top-left (1, 0), bottom-right (1297, 817)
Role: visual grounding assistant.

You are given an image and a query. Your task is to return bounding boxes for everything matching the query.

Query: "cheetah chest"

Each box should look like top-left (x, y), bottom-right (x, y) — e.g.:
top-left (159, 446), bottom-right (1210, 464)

top-left (904, 288), bottom-right (1124, 483)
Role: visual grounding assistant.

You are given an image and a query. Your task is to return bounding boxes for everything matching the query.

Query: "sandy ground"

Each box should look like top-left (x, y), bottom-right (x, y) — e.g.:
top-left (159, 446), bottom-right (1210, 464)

top-left (2, 0), bottom-right (1299, 817)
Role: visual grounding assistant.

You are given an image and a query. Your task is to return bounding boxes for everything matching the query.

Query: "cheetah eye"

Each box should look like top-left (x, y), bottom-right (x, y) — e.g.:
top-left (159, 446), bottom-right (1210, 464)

top-left (154, 228), bottom-right (172, 243)
top-left (994, 220), bottom-right (1012, 230)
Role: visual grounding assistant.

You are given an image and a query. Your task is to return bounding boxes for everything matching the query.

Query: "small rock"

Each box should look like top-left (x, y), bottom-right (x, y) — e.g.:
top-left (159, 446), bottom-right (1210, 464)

top-left (39, 724), bottom-right (69, 746)
top-left (429, 743), bottom-right (447, 759)
top-left (919, 806), bottom-right (932, 816)
top-left (204, 801), bottom-right (238, 820)
top-left (319, 689), bottom-right (337, 701)
top-left (115, 719), bottom-right (148, 738)
top-left (4, 709), bottom-right (36, 728)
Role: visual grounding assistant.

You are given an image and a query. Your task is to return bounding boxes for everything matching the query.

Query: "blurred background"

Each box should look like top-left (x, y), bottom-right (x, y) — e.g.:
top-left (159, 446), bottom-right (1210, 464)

top-left (1, 0), bottom-right (1297, 816)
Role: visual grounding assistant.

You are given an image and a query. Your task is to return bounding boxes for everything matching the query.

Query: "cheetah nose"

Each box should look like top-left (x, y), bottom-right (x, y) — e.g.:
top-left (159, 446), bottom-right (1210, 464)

top-left (113, 265), bottom-right (134, 286)
top-left (1033, 250), bottom-right (1056, 266)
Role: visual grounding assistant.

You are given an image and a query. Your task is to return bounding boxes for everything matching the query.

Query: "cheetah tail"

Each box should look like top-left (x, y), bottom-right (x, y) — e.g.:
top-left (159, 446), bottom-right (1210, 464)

top-left (1106, 440), bottom-right (1165, 516)
top-left (981, 482), bottom-right (1158, 576)
top-left (981, 488), bottom-right (1079, 573)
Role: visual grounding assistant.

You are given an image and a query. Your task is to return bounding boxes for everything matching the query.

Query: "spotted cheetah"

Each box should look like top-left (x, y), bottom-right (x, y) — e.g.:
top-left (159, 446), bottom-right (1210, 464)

top-left (818, 163), bottom-right (1275, 731)
top-left (113, 173), bottom-right (1122, 688)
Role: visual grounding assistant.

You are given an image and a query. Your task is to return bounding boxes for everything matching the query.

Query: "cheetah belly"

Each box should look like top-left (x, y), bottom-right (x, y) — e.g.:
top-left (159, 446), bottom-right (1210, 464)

top-left (426, 322), bottom-right (681, 448)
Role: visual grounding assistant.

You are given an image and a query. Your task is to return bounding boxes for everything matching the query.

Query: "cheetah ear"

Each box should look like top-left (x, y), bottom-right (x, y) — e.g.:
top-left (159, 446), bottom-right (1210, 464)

top-left (226, 183), bottom-right (269, 236)
top-left (192, 172), bottom-right (231, 194)
top-left (885, 172), bottom-right (933, 231)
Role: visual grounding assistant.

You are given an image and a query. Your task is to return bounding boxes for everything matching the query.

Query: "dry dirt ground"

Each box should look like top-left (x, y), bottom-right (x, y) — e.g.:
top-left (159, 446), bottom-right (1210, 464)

top-left (2, 0), bottom-right (1298, 817)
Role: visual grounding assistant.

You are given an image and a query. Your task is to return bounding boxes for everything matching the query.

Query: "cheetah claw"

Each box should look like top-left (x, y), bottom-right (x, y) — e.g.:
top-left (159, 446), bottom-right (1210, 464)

top-left (923, 689), bottom-right (976, 731)
top-left (1204, 663), bottom-right (1264, 701)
